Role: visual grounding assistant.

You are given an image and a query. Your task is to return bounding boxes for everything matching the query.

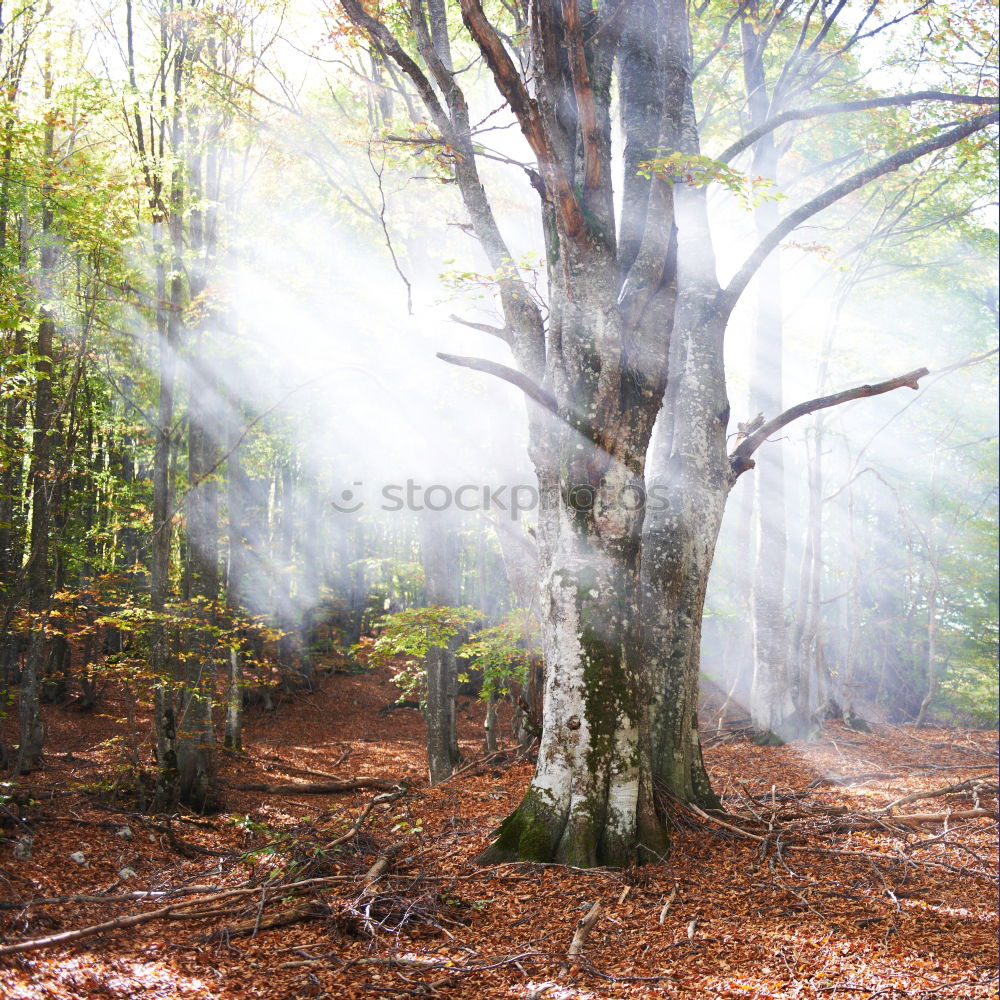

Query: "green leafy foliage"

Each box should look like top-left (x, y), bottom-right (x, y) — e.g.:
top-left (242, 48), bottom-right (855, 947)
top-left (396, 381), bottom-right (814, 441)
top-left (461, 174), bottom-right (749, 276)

top-left (357, 606), bottom-right (543, 706)
top-left (356, 605), bottom-right (480, 701)
top-left (637, 152), bottom-right (783, 210)
top-left (458, 609), bottom-right (541, 701)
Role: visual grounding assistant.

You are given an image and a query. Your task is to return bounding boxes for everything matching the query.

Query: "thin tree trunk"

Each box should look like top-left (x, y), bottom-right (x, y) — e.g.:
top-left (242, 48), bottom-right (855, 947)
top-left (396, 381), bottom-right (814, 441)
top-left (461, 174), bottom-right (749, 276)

top-left (149, 215), bottom-right (179, 803)
top-left (915, 562), bottom-right (940, 727)
top-left (151, 22), bottom-right (188, 804)
top-left (17, 55), bottom-right (57, 774)
top-left (741, 7), bottom-right (794, 744)
top-left (419, 513), bottom-right (461, 785)
top-left (224, 413), bottom-right (246, 751)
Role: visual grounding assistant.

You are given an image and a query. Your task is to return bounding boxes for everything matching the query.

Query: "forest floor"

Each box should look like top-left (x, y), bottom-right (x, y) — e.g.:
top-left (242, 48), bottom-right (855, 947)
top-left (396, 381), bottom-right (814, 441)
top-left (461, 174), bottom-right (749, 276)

top-left (0, 661), bottom-right (997, 1000)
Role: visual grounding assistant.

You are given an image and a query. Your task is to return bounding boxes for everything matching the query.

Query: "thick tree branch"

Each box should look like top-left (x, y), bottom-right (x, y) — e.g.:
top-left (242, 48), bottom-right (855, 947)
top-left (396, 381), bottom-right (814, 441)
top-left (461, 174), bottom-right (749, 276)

top-left (459, 0), bottom-right (586, 238)
top-left (458, 0), bottom-right (544, 158)
top-left (408, 0), bottom-right (454, 98)
top-left (436, 352), bottom-right (558, 414)
top-left (729, 367), bottom-right (930, 481)
top-left (340, 0), bottom-right (546, 378)
top-left (561, 0), bottom-right (601, 190)
top-left (719, 91), bottom-right (1000, 165)
top-left (449, 313), bottom-right (512, 345)
top-left (437, 352), bottom-right (617, 460)
top-left (720, 110), bottom-right (999, 313)
top-left (340, 1), bottom-right (449, 135)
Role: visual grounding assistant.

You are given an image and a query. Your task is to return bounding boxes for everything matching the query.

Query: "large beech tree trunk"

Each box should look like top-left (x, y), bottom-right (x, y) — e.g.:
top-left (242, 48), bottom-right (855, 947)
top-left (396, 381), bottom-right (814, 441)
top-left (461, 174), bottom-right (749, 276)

top-left (476, 0), bottom-right (683, 866)
top-left (484, 448), bottom-right (666, 866)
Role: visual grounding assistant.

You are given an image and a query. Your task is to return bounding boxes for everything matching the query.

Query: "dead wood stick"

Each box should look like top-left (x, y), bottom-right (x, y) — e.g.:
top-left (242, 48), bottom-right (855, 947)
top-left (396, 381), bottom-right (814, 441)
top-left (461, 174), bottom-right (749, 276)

top-left (212, 902), bottom-right (327, 938)
top-left (264, 763), bottom-right (354, 782)
top-left (885, 807), bottom-right (996, 825)
top-left (563, 900), bottom-right (602, 971)
top-left (360, 842), bottom-right (405, 896)
top-left (880, 775), bottom-right (996, 813)
top-left (352, 956), bottom-right (453, 969)
top-left (437, 747), bottom-right (512, 786)
top-left (0, 884), bottom-right (260, 956)
top-left (0, 884), bottom-right (257, 909)
top-left (689, 802), bottom-right (766, 842)
top-left (327, 786), bottom-right (407, 849)
top-left (0, 874), bottom-right (349, 956)
top-left (658, 886), bottom-right (678, 925)
top-left (226, 776), bottom-right (403, 794)
top-left (167, 905), bottom-right (249, 921)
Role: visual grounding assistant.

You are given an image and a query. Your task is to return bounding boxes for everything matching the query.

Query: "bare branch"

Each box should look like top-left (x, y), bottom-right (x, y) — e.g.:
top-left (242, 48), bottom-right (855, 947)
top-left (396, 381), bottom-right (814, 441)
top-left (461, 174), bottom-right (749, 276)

top-left (458, 0), bottom-right (586, 238)
top-left (933, 346), bottom-right (998, 377)
top-left (729, 367), bottom-right (930, 481)
top-left (339, 0), bottom-right (450, 135)
top-left (720, 110), bottom-right (1000, 313)
top-left (458, 0), bottom-right (544, 156)
top-left (718, 91), bottom-right (1000, 165)
top-left (449, 313), bottom-right (512, 344)
top-left (436, 352), bottom-right (557, 414)
top-left (367, 141), bottom-right (413, 314)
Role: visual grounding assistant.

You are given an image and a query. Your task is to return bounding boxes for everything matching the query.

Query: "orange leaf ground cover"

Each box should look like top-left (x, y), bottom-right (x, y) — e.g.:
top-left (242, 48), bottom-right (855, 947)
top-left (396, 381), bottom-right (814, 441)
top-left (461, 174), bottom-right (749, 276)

top-left (1, 663), bottom-right (996, 1000)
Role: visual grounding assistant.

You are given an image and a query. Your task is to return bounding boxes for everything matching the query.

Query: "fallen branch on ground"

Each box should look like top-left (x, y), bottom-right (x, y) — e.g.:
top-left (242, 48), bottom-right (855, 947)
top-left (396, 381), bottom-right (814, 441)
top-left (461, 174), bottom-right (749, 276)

top-left (437, 747), bottom-right (517, 785)
top-left (0, 884), bottom-right (262, 910)
top-left (326, 786), bottom-right (408, 849)
top-left (211, 902), bottom-right (328, 938)
top-left (226, 776), bottom-right (405, 794)
top-left (360, 842), bottom-right (406, 897)
top-left (885, 807), bottom-right (997, 826)
top-left (562, 900), bottom-right (602, 972)
top-left (0, 875), bottom-right (350, 956)
top-left (658, 886), bottom-right (678, 925)
top-left (0, 884), bottom-right (260, 956)
top-left (880, 775), bottom-right (996, 813)
top-left (690, 802), bottom-right (766, 841)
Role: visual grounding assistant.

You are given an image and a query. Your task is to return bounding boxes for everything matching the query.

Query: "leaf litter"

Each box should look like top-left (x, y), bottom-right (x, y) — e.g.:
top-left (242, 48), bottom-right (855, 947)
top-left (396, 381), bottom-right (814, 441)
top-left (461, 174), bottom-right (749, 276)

top-left (0, 661), bottom-right (996, 1000)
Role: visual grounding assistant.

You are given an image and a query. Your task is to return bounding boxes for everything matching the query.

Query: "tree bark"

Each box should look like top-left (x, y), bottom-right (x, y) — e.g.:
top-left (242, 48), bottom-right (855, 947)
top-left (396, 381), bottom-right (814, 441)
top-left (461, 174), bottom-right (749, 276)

top-left (175, 123), bottom-right (220, 809)
top-left (419, 513), bottom-right (461, 785)
top-left (481, 447), bottom-right (667, 866)
top-left (150, 15), bottom-right (188, 808)
top-left (224, 412), bottom-right (246, 751)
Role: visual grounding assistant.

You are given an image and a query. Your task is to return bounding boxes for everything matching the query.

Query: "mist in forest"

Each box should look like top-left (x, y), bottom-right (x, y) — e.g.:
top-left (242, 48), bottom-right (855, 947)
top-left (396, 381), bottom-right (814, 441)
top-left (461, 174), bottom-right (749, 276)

top-left (135, 26), bottom-right (993, 732)
top-left (59, 0), bottom-right (990, 738)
